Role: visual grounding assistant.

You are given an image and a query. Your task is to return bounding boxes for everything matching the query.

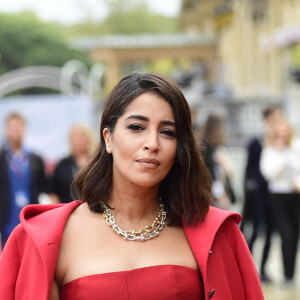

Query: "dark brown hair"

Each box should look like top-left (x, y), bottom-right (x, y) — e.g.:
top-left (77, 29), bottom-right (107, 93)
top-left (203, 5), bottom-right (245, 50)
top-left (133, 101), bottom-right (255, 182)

top-left (202, 114), bottom-right (225, 148)
top-left (75, 72), bottom-right (212, 225)
top-left (262, 105), bottom-right (281, 119)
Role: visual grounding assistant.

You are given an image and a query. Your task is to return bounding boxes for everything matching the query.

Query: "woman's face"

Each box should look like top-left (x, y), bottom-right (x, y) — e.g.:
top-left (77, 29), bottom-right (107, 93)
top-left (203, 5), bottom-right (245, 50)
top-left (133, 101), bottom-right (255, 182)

top-left (274, 121), bottom-right (291, 144)
top-left (70, 128), bottom-right (89, 156)
top-left (103, 92), bottom-right (177, 189)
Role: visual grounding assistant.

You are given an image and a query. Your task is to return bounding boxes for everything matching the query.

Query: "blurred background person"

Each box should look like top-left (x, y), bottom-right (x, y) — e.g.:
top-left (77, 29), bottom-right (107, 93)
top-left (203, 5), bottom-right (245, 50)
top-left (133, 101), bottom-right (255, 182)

top-left (0, 112), bottom-right (46, 248)
top-left (260, 118), bottom-right (300, 287)
top-left (201, 114), bottom-right (235, 210)
top-left (49, 124), bottom-right (96, 203)
top-left (240, 106), bottom-right (284, 282)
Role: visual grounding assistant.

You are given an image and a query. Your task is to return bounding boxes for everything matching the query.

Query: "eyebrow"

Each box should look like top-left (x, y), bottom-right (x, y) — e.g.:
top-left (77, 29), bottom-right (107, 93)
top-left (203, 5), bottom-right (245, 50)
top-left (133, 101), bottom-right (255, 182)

top-left (125, 115), bottom-right (176, 127)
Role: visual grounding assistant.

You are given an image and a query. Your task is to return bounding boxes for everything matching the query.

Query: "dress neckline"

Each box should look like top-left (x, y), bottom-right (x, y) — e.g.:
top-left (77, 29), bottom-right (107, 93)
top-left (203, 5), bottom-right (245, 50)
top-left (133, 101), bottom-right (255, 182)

top-left (61, 264), bottom-right (199, 288)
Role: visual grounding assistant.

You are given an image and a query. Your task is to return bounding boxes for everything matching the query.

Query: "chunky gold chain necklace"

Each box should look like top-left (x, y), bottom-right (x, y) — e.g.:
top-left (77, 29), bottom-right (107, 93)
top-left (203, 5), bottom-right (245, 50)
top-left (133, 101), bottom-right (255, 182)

top-left (101, 201), bottom-right (167, 241)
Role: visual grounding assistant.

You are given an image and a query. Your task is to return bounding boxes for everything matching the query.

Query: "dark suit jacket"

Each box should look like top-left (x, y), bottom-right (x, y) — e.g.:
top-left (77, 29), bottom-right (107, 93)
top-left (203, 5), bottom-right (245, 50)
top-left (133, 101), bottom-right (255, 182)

top-left (244, 136), bottom-right (267, 191)
top-left (51, 155), bottom-right (79, 203)
top-left (0, 148), bottom-right (46, 231)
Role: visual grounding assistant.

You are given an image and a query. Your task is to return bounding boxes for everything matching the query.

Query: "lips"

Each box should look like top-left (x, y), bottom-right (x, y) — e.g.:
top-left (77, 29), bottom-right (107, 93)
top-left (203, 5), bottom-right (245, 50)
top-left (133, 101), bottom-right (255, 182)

top-left (136, 158), bottom-right (160, 168)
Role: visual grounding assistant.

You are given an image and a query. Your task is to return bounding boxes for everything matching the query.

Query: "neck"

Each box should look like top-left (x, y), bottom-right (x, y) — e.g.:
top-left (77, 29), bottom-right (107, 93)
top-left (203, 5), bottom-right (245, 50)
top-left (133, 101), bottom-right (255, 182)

top-left (73, 153), bottom-right (88, 167)
top-left (108, 185), bottom-right (160, 227)
top-left (8, 142), bottom-right (22, 154)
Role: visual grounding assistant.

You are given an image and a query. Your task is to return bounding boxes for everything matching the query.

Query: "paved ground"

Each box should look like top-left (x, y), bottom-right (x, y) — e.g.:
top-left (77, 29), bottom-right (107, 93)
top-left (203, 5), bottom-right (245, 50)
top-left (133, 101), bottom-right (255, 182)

top-left (227, 150), bottom-right (300, 299)
top-left (249, 232), bottom-right (300, 300)
top-left (232, 197), bottom-right (300, 300)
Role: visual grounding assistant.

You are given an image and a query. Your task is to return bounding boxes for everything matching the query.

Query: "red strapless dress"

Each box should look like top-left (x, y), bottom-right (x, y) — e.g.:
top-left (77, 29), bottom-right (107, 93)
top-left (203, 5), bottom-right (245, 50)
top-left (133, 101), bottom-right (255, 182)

top-left (60, 265), bottom-right (204, 300)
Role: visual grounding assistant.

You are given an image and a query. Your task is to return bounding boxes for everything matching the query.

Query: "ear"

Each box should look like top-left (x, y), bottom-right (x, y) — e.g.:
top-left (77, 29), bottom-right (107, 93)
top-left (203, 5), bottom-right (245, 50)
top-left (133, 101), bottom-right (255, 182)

top-left (103, 128), bottom-right (112, 153)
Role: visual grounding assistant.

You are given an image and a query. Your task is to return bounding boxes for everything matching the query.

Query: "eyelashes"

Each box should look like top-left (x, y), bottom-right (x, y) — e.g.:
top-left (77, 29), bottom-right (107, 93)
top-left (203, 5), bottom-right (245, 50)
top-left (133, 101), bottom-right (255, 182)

top-left (127, 124), bottom-right (145, 131)
top-left (160, 129), bottom-right (177, 138)
top-left (127, 124), bottom-right (176, 138)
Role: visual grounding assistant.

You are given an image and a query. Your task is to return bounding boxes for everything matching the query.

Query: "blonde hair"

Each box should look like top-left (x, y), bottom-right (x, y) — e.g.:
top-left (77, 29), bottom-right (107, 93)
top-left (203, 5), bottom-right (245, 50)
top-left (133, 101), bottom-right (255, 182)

top-left (5, 112), bottom-right (26, 125)
top-left (265, 119), bottom-right (294, 147)
top-left (69, 124), bottom-right (97, 156)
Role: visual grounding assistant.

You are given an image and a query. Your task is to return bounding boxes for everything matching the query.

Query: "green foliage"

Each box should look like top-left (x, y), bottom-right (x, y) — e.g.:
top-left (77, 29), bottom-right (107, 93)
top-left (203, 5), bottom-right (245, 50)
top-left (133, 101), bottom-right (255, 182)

top-left (291, 44), bottom-right (300, 68)
top-left (68, 0), bottom-right (180, 37)
top-left (0, 2), bottom-right (181, 94)
top-left (0, 11), bottom-right (90, 75)
top-left (182, 0), bottom-right (199, 10)
top-left (101, 0), bottom-right (179, 33)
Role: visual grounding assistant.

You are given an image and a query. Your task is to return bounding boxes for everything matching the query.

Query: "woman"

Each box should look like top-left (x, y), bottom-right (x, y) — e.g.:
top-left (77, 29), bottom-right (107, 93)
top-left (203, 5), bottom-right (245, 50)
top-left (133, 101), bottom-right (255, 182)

top-left (260, 119), bottom-right (300, 286)
top-left (50, 124), bottom-right (96, 203)
top-left (240, 106), bottom-right (283, 282)
top-left (201, 114), bottom-right (235, 210)
top-left (0, 72), bottom-right (263, 299)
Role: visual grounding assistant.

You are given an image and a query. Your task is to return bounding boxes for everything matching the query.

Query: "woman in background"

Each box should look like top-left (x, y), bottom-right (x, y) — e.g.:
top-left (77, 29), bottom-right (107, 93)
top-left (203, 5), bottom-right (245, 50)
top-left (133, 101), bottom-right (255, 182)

top-left (260, 119), bottom-right (300, 287)
top-left (50, 124), bottom-right (96, 203)
top-left (201, 114), bottom-right (235, 210)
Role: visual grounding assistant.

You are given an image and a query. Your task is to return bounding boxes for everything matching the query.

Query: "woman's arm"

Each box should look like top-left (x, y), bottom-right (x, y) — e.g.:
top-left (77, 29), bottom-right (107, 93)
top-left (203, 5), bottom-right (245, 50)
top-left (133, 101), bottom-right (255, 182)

top-left (49, 280), bottom-right (60, 300)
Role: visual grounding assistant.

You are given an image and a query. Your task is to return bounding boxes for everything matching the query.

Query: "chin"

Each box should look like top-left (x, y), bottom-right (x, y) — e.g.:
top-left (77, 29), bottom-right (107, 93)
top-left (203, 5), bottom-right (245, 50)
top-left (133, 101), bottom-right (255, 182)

top-left (135, 181), bottom-right (161, 188)
top-left (130, 177), bottom-right (162, 188)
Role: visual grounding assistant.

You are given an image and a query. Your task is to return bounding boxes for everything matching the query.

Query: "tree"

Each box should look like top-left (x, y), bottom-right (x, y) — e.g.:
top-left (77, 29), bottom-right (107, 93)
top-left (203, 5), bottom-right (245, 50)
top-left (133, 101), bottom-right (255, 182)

top-left (68, 0), bottom-right (180, 36)
top-left (0, 11), bottom-right (90, 76)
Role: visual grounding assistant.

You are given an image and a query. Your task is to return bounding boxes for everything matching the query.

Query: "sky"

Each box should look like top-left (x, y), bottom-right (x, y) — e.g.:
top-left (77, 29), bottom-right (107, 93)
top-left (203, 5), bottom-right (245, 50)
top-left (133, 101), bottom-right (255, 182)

top-left (0, 0), bottom-right (181, 24)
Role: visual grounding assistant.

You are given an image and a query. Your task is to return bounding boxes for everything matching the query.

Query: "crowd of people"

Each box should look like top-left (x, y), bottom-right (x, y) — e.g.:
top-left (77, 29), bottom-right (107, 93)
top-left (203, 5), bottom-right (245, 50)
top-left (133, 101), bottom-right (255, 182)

top-left (0, 112), bottom-right (96, 249)
top-left (241, 106), bottom-right (300, 287)
top-left (194, 105), bottom-right (300, 288)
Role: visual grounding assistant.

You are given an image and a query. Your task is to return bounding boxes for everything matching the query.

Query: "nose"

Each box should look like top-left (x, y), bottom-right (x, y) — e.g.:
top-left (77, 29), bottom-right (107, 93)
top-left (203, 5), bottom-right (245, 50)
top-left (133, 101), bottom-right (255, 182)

top-left (143, 131), bottom-right (160, 151)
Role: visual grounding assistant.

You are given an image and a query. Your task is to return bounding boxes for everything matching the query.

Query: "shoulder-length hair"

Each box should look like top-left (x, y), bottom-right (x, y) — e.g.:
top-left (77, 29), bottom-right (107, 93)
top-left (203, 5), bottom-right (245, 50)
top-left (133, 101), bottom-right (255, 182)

top-left (68, 124), bottom-right (97, 157)
top-left (75, 72), bottom-right (212, 225)
top-left (265, 119), bottom-right (294, 147)
top-left (202, 114), bottom-right (225, 147)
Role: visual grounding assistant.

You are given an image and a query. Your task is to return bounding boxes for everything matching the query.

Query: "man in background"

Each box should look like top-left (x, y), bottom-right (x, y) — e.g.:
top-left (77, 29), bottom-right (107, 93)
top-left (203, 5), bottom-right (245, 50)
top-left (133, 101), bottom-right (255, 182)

top-left (0, 112), bottom-right (46, 248)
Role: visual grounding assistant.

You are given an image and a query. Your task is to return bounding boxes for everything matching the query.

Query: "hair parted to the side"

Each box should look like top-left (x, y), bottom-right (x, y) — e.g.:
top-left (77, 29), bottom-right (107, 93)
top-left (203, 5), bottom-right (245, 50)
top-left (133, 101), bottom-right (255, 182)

top-left (75, 71), bottom-right (212, 226)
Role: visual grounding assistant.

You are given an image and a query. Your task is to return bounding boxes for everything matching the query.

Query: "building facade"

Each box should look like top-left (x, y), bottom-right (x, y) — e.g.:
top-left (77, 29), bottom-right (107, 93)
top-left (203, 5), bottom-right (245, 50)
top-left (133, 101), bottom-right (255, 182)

top-left (181, 0), bottom-right (300, 99)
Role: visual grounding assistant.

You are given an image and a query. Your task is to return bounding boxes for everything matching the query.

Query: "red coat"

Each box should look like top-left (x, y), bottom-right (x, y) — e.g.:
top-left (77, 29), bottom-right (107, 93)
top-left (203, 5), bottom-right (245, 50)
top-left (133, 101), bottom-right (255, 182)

top-left (0, 201), bottom-right (264, 299)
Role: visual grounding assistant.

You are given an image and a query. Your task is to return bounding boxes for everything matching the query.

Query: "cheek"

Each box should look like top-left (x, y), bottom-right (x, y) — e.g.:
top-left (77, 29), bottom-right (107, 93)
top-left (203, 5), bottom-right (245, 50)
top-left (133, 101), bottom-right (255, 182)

top-left (165, 143), bottom-right (177, 165)
top-left (114, 135), bottom-right (129, 150)
top-left (112, 133), bottom-right (137, 159)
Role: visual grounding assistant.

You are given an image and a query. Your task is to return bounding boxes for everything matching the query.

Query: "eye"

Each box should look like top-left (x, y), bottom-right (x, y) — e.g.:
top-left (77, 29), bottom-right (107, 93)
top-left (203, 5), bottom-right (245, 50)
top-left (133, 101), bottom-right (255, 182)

top-left (127, 123), bottom-right (145, 131)
top-left (160, 129), bottom-right (177, 138)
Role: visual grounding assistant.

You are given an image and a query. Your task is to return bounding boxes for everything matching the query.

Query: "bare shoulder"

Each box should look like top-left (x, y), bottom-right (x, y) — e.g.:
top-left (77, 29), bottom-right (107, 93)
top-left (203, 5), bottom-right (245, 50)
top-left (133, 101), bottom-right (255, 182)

top-left (55, 202), bottom-right (101, 285)
top-left (66, 202), bottom-right (93, 221)
top-left (64, 202), bottom-right (98, 227)
top-left (59, 202), bottom-right (100, 246)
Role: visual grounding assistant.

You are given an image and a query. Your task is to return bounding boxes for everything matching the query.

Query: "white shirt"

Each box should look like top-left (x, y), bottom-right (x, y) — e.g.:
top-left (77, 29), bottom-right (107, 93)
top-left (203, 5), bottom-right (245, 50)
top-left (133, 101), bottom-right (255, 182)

top-left (260, 139), bottom-right (300, 193)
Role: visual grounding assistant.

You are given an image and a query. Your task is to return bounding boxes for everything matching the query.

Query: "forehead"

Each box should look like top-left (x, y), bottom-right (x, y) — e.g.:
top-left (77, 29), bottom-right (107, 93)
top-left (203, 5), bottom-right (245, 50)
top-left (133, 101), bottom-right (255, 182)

top-left (269, 108), bottom-right (282, 119)
top-left (71, 127), bottom-right (85, 136)
top-left (122, 93), bottom-right (174, 119)
top-left (276, 121), bottom-right (289, 130)
top-left (6, 117), bottom-right (25, 126)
